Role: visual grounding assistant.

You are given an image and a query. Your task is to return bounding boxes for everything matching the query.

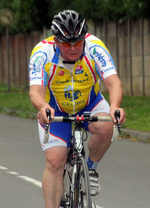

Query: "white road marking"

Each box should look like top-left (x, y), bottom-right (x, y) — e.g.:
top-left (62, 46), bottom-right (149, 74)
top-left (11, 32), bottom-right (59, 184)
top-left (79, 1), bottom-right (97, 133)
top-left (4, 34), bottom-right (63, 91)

top-left (6, 171), bottom-right (18, 175)
top-left (0, 165), bottom-right (103, 208)
top-left (17, 175), bottom-right (42, 188)
top-left (0, 166), bottom-right (8, 170)
top-left (0, 165), bottom-right (42, 187)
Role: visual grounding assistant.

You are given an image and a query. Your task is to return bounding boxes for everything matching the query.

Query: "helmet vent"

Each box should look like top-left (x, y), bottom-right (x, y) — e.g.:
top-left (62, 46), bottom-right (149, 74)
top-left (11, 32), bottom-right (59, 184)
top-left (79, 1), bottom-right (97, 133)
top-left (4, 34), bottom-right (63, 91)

top-left (51, 10), bottom-right (88, 42)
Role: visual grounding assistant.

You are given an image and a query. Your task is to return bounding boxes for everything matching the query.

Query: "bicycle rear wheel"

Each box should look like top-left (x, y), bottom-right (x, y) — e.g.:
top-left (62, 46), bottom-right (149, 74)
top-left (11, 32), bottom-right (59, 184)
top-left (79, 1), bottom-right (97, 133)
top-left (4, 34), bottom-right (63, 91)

top-left (75, 156), bottom-right (92, 208)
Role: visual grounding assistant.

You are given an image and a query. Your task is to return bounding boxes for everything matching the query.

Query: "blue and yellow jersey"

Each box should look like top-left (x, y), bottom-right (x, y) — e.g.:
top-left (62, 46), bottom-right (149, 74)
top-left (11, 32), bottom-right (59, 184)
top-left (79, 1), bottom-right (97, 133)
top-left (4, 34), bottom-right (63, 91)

top-left (29, 34), bottom-right (117, 114)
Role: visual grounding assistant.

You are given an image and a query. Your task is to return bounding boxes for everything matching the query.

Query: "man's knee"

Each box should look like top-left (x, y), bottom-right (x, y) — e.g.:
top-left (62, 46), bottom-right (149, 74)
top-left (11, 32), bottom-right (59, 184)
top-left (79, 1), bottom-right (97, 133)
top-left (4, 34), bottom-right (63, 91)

top-left (45, 147), bottom-right (67, 172)
top-left (101, 123), bottom-right (113, 136)
top-left (90, 122), bottom-right (113, 142)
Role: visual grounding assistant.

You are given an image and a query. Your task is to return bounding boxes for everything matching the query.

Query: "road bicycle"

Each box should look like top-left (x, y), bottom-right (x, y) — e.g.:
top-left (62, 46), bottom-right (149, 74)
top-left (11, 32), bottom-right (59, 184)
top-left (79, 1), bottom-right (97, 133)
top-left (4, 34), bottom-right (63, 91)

top-left (44, 110), bottom-right (121, 208)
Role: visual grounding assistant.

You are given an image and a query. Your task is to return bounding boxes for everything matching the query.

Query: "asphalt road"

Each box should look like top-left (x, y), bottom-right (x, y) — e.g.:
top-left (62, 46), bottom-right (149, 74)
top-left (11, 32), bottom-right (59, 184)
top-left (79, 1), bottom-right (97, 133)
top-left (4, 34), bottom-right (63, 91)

top-left (0, 114), bottom-right (150, 208)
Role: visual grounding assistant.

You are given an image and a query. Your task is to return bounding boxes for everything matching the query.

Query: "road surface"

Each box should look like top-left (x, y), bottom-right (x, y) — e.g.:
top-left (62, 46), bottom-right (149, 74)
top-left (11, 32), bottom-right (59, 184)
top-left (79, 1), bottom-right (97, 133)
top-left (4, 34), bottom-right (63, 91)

top-left (0, 114), bottom-right (150, 208)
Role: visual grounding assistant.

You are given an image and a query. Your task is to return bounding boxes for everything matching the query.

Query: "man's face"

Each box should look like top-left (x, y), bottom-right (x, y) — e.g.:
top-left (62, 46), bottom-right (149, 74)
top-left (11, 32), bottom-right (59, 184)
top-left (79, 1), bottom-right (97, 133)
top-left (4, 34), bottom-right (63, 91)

top-left (55, 37), bottom-right (84, 62)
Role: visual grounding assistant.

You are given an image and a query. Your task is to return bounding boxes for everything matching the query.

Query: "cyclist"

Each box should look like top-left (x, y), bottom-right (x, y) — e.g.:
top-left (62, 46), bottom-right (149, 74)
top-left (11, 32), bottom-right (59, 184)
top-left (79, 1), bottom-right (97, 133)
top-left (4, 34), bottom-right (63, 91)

top-left (29, 10), bottom-right (126, 208)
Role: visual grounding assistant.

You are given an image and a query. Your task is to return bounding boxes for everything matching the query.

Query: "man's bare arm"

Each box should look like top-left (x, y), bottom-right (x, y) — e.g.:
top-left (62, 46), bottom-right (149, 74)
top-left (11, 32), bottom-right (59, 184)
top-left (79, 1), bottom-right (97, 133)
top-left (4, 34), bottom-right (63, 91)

top-left (103, 74), bottom-right (126, 124)
top-left (29, 85), bottom-right (55, 124)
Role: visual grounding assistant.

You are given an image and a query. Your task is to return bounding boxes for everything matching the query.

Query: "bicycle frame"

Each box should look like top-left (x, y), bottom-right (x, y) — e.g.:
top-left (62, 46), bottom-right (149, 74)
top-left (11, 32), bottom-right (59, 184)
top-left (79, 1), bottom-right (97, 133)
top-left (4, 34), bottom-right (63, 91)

top-left (64, 120), bottom-right (92, 208)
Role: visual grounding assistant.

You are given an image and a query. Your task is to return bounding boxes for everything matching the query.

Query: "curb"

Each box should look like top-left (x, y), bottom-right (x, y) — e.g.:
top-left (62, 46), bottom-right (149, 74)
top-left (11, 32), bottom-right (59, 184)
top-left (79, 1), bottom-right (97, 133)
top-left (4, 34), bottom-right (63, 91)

top-left (122, 128), bottom-right (150, 141)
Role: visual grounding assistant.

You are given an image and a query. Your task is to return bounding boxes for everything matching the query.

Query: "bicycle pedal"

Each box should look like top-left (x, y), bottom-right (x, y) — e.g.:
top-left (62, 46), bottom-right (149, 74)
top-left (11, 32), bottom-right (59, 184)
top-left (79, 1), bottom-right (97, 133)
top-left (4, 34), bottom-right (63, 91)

top-left (60, 198), bottom-right (66, 207)
top-left (60, 198), bottom-right (70, 208)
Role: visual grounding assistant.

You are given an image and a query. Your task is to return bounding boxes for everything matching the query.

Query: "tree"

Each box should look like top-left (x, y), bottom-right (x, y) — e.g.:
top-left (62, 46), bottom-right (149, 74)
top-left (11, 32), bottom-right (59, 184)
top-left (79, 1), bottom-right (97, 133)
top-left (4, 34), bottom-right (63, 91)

top-left (0, 0), bottom-right (53, 34)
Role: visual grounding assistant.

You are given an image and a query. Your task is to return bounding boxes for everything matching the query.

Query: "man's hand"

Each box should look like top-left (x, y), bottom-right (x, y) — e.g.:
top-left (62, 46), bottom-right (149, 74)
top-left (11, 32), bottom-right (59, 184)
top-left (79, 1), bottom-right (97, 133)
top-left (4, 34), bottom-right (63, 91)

top-left (110, 107), bottom-right (126, 125)
top-left (38, 106), bottom-right (55, 125)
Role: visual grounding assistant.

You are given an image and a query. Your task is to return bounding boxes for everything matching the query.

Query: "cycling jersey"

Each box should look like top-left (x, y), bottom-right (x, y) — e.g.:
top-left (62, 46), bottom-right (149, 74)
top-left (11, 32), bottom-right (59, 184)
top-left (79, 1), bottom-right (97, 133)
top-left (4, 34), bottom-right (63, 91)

top-left (29, 33), bottom-right (117, 115)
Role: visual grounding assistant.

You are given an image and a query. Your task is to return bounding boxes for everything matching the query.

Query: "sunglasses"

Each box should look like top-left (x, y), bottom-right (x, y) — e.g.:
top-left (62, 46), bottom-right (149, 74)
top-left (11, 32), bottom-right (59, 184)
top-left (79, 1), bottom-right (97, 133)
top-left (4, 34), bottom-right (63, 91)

top-left (58, 39), bottom-right (84, 47)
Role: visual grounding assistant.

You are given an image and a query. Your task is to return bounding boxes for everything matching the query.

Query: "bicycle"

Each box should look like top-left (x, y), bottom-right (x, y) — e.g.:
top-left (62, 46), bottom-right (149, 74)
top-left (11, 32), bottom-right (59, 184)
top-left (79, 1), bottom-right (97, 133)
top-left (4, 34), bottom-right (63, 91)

top-left (44, 110), bottom-right (121, 208)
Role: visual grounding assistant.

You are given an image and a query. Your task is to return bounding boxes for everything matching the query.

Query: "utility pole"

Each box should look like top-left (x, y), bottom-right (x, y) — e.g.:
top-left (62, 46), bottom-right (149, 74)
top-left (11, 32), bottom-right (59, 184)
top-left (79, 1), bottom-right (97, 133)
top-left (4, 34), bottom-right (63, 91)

top-left (0, 8), bottom-right (15, 92)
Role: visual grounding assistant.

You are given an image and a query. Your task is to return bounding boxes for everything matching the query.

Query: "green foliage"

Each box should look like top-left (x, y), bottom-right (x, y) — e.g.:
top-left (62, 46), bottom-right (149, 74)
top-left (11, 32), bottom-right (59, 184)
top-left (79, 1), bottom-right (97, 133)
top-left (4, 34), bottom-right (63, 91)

top-left (0, 0), bottom-right (53, 34)
top-left (51, 0), bottom-right (74, 14)
top-left (103, 92), bottom-right (150, 132)
top-left (11, 0), bottom-right (52, 33)
top-left (0, 0), bottom-right (150, 34)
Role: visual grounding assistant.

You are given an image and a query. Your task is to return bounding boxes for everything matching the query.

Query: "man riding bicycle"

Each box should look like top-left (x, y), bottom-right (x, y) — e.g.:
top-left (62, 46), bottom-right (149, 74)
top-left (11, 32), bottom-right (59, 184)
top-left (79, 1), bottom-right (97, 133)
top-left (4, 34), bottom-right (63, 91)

top-left (29, 10), bottom-right (126, 208)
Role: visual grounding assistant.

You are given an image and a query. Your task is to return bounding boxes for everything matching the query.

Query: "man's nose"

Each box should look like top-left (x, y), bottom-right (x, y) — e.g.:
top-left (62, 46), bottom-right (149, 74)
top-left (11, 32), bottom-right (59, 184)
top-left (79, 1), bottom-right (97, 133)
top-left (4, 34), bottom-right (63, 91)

top-left (70, 44), bottom-right (76, 51)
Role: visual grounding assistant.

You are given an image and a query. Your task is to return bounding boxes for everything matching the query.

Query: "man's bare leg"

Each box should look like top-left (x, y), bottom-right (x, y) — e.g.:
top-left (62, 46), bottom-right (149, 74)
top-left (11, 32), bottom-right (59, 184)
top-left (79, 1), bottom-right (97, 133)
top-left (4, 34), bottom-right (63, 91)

top-left (42, 146), bottom-right (67, 208)
top-left (88, 113), bottom-right (113, 163)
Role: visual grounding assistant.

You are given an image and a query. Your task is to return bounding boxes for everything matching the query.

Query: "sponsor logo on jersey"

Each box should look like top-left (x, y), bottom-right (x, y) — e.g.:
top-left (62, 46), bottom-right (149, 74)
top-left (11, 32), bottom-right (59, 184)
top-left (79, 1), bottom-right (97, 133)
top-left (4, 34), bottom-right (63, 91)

top-left (75, 65), bottom-right (83, 74)
top-left (90, 46), bottom-right (106, 67)
top-left (32, 51), bottom-right (47, 71)
top-left (62, 99), bottom-right (85, 107)
top-left (65, 90), bottom-right (81, 101)
top-left (85, 72), bottom-right (88, 76)
top-left (59, 70), bottom-right (64, 76)
top-left (31, 52), bottom-right (47, 76)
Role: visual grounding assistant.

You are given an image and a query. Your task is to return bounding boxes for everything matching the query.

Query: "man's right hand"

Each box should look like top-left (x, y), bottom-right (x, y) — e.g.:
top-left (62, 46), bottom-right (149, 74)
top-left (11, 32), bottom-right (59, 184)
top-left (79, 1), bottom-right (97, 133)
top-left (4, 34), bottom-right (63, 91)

top-left (38, 106), bottom-right (55, 125)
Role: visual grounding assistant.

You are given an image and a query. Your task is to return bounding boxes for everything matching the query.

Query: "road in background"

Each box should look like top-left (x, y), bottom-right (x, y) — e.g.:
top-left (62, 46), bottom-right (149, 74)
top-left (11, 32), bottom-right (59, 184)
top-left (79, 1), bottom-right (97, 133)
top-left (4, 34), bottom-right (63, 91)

top-left (0, 114), bottom-right (150, 208)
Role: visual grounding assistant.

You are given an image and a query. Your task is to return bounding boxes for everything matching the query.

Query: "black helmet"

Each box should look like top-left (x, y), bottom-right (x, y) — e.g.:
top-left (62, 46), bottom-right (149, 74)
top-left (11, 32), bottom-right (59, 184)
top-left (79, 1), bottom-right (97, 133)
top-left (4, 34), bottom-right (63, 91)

top-left (51, 10), bottom-right (88, 42)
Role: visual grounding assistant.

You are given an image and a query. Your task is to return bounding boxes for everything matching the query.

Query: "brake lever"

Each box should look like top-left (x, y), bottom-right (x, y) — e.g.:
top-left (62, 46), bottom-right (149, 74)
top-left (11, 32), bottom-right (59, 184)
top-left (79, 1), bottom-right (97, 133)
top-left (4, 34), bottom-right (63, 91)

top-left (114, 110), bottom-right (121, 135)
top-left (43, 109), bottom-right (51, 144)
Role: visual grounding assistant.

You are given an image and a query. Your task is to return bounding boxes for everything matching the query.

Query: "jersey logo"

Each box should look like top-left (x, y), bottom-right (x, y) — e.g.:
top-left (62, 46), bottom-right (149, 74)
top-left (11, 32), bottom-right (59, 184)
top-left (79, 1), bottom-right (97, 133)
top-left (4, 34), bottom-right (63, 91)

top-left (65, 90), bottom-right (81, 101)
top-left (59, 70), bottom-right (64, 76)
top-left (93, 47), bottom-right (96, 55)
top-left (90, 45), bottom-right (106, 67)
top-left (32, 51), bottom-right (47, 72)
top-left (85, 72), bottom-right (88, 77)
top-left (75, 65), bottom-right (83, 74)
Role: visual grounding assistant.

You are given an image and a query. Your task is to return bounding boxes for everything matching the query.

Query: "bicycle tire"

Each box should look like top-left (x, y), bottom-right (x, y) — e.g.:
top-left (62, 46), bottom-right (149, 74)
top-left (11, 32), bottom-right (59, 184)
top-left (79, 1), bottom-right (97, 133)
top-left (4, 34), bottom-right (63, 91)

top-left (61, 162), bottom-right (72, 208)
top-left (71, 164), bottom-right (78, 208)
top-left (74, 156), bottom-right (92, 208)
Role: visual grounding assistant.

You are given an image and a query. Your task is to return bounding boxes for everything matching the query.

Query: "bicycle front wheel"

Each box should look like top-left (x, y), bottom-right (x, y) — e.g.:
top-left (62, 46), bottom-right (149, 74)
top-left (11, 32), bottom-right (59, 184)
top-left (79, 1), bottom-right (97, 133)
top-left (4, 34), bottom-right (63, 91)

top-left (76, 156), bottom-right (92, 208)
top-left (61, 162), bottom-right (72, 207)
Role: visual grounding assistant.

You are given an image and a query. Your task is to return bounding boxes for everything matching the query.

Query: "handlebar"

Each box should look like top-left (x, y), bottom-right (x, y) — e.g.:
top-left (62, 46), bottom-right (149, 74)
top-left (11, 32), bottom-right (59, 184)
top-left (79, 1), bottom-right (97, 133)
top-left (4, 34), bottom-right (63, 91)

top-left (46, 109), bottom-right (114, 122)
top-left (44, 109), bottom-right (121, 144)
